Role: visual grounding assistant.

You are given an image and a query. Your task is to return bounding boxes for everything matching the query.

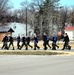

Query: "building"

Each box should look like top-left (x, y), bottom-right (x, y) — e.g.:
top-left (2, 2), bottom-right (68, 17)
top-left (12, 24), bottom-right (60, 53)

top-left (0, 26), bottom-right (14, 41)
top-left (7, 22), bottom-right (34, 37)
top-left (65, 26), bottom-right (74, 40)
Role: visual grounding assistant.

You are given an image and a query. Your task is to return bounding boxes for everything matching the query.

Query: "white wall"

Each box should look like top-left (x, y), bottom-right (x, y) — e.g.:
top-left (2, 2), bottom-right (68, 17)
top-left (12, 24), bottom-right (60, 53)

top-left (65, 30), bottom-right (74, 40)
top-left (8, 22), bottom-right (34, 37)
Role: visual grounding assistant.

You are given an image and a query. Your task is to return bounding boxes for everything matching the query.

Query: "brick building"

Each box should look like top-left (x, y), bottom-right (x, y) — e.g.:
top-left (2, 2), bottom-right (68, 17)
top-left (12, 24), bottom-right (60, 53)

top-left (0, 26), bottom-right (14, 41)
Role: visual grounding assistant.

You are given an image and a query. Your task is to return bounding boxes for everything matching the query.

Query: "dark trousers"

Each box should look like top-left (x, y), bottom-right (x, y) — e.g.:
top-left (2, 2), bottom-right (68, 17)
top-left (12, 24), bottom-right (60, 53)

top-left (27, 42), bottom-right (33, 48)
top-left (1, 42), bottom-right (8, 50)
top-left (52, 42), bottom-right (59, 50)
top-left (52, 42), bottom-right (56, 50)
top-left (62, 41), bottom-right (71, 50)
top-left (46, 41), bottom-right (51, 49)
top-left (34, 43), bottom-right (40, 50)
top-left (17, 42), bottom-right (20, 49)
top-left (9, 42), bottom-right (14, 50)
top-left (63, 42), bottom-right (68, 49)
top-left (43, 42), bottom-right (47, 50)
top-left (20, 42), bottom-right (28, 50)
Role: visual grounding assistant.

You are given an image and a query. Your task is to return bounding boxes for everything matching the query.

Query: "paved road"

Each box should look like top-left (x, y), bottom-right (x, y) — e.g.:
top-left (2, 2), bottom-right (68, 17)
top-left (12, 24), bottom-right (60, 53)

top-left (0, 55), bottom-right (74, 75)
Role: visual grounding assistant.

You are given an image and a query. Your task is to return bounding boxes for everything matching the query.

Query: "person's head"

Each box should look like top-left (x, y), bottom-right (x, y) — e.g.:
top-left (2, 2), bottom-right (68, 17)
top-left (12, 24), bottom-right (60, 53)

top-left (34, 33), bottom-right (36, 37)
top-left (18, 34), bottom-right (20, 36)
top-left (22, 34), bottom-right (24, 37)
top-left (65, 33), bottom-right (67, 36)
top-left (63, 33), bottom-right (66, 37)
top-left (27, 34), bottom-right (30, 37)
top-left (43, 32), bottom-right (46, 35)
top-left (52, 33), bottom-right (55, 36)
top-left (8, 34), bottom-right (11, 37)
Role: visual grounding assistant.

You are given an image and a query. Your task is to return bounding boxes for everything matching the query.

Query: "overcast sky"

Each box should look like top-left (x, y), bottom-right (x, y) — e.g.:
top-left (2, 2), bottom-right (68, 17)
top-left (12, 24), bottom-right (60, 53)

top-left (10, 0), bottom-right (74, 9)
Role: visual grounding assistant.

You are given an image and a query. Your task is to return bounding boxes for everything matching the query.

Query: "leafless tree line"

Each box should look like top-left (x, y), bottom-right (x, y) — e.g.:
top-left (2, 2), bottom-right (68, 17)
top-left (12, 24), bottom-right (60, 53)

top-left (0, 0), bottom-right (74, 38)
top-left (0, 0), bottom-right (13, 25)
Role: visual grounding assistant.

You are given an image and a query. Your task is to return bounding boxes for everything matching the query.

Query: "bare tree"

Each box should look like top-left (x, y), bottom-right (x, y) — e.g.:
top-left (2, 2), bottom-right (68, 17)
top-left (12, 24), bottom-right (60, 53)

top-left (0, 0), bottom-right (12, 25)
top-left (58, 6), bottom-right (70, 31)
top-left (70, 6), bottom-right (74, 26)
top-left (19, 0), bottom-right (60, 38)
top-left (0, 0), bottom-right (11, 15)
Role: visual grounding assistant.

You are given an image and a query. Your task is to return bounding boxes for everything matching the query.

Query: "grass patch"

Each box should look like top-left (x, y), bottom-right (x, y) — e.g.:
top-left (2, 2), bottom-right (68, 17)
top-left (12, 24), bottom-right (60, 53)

top-left (0, 50), bottom-right (69, 55)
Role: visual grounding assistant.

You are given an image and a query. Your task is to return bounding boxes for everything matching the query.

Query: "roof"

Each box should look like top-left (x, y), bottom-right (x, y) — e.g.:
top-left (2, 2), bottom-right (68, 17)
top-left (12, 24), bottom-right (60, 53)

top-left (65, 26), bottom-right (74, 31)
top-left (0, 26), bottom-right (14, 33)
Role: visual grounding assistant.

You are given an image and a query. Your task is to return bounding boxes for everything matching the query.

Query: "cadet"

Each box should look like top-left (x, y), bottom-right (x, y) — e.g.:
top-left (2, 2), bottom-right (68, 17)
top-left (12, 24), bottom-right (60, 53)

top-left (34, 33), bottom-right (40, 50)
top-left (20, 34), bottom-right (28, 50)
top-left (46, 34), bottom-right (51, 49)
top-left (1, 33), bottom-right (9, 50)
top-left (8, 34), bottom-right (15, 50)
top-left (17, 34), bottom-right (21, 49)
top-left (52, 34), bottom-right (59, 50)
top-left (26, 35), bottom-right (33, 49)
top-left (42, 33), bottom-right (47, 50)
top-left (62, 33), bottom-right (71, 50)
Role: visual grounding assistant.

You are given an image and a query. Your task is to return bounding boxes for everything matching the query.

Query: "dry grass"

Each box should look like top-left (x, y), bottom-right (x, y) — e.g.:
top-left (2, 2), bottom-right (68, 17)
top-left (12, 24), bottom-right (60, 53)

top-left (0, 50), bottom-right (69, 55)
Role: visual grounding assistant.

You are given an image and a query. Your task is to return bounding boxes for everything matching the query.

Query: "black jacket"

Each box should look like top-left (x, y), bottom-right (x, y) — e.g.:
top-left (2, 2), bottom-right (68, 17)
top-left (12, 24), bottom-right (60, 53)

top-left (63, 35), bottom-right (69, 42)
top-left (9, 36), bottom-right (14, 42)
top-left (2, 36), bottom-right (8, 42)
top-left (43, 35), bottom-right (47, 42)
top-left (22, 37), bottom-right (26, 43)
top-left (27, 37), bottom-right (30, 42)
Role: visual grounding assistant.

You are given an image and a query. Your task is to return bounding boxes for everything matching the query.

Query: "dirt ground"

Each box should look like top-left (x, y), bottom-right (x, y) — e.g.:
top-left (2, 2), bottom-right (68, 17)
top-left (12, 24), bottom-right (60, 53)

top-left (0, 41), bottom-right (74, 49)
top-left (38, 42), bottom-right (74, 49)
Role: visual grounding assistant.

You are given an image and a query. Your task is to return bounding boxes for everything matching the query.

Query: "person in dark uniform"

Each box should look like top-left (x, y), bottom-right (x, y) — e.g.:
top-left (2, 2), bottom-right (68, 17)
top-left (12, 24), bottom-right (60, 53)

top-left (42, 33), bottom-right (48, 50)
top-left (8, 34), bottom-right (15, 50)
top-left (1, 33), bottom-right (9, 50)
top-left (26, 35), bottom-right (33, 49)
top-left (17, 34), bottom-right (20, 49)
top-left (62, 33), bottom-right (71, 50)
top-left (34, 33), bottom-right (40, 50)
top-left (46, 34), bottom-right (51, 49)
top-left (52, 34), bottom-right (59, 50)
top-left (20, 34), bottom-right (28, 50)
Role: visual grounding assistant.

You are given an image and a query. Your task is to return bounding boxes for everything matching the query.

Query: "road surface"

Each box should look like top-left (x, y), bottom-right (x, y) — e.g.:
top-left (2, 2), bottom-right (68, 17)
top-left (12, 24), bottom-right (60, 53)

top-left (0, 55), bottom-right (74, 75)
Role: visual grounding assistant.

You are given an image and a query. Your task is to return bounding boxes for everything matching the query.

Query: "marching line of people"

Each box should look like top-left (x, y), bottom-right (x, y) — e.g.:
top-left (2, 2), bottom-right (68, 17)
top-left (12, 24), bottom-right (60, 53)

top-left (1, 33), bottom-right (71, 50)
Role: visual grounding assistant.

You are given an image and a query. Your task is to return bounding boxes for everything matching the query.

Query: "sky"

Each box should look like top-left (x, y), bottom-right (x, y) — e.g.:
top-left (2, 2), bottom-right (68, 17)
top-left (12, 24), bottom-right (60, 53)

top-left (59, 0), bottom-right (74, 6)
top-left (10, 0), bottom-right (31, 9)
top-left (10, 0), bottom-right (74, 9)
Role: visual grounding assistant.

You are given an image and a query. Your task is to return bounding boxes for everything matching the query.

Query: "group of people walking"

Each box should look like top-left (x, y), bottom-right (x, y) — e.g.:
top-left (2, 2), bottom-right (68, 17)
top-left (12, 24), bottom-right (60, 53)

top-left (1, 34), bottom-right (33, 50)
top-left (1, 32), bottom-right (71, 50)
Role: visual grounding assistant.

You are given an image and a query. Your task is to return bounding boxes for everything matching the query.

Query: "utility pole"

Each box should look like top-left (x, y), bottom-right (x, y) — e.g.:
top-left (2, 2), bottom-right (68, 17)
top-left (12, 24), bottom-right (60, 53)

top-left (26, 7), bottom-right (27, 36)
